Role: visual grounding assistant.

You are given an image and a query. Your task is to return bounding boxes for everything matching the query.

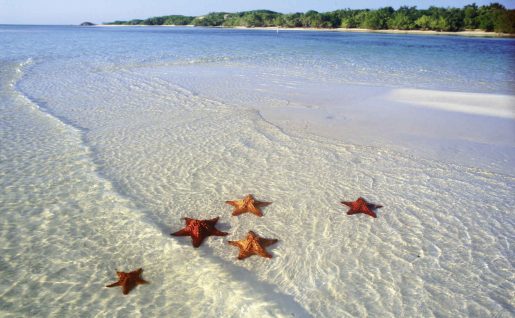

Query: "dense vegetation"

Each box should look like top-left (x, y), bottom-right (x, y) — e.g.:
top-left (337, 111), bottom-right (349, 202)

top-left (105, 3), bottom-right (515, 33)
top-left (107, 15), bottom-right (195, 26)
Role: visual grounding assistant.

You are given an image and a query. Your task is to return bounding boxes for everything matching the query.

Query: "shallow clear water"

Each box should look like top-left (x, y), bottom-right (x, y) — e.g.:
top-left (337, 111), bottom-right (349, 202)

top-left (1, 25), bottom-right (514, 317)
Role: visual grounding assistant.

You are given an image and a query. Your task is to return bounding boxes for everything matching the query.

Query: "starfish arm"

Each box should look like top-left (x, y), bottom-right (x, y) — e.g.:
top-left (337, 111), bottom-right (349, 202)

top-left (106, 281), bottom-right (121, 288)
top-left (254, 201), bottom-right (272, 208)
top-left (237, 251), bottom-right (253, 260)
top-left (261, 238), bottom-right (278, 247)
top-left (225, 200), bottom-right (239, 207)
top-left (207, 216), bottom-right (220, 224)
top-left (136, 278), bottom-right (149, 285)
top-left (248, 204), bottom-right (264, 217)
top-left (192, 235), bottom-right (207, 248)
top-left (232, 207), bottom-right (248, 216)
top-left (367, 203), bottom-right (383, 209)
top-left (228, 240), bottom-right (251, 259)
top-left (183, 218), bottom-right (195, 225)
top-left (341, 201), bottom-right (352, 207)
top-left (171, 228), bottom-right (190, 236)
top-left (255, 247), bottom-right (273, 258)
top-left (228, 240), bottom-right (243, 248)
top-left (122, 283), bottom-right (135, 295)
top-left (363, 210), bottom-right (377, 218)
top-left (346, 210), bottom-right (359, 215)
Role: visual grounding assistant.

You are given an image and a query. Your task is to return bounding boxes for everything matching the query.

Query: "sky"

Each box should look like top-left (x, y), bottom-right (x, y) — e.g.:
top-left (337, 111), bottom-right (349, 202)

top-left (1, 0), bottom-right (514, 25)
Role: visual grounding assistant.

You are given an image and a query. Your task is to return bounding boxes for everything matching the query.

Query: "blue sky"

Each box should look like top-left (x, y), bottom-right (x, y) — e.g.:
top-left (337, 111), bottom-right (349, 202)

top-left (1, 0), bottom-right (514, 24)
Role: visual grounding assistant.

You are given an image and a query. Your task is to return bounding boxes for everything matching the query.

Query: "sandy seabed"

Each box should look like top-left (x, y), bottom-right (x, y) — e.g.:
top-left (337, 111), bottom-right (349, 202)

top-left (1, 53), bottom-right (513, 317)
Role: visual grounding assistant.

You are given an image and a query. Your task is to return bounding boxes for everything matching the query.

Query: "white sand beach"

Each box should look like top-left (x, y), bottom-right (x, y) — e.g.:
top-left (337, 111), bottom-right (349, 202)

top-left (1, 25), bottom-right (513, 317)
top-left (232, 26), bottom-right (515, 37)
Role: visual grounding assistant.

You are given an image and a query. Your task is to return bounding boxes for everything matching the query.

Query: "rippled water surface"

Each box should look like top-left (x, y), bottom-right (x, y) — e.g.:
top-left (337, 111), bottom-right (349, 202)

top-left (1, 25), bottom-right (514, 317)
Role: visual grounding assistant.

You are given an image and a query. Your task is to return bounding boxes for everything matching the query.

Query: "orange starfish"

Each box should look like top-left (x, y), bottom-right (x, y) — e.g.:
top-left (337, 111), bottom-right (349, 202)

top-left (341, 197), bottom-right (383, 218)
top-left (171, 217), bottom-right (228, 248)
top-left (225, 194), bottom-right (272, 217)
top-left (106, 268), bottom-right (148, 295)
top-left (228, 231), bottom-right (278, 260)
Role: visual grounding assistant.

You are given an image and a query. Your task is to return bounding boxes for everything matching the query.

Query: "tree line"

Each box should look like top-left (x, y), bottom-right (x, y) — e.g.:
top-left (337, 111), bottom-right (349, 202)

top-left (105, 3), bottom-right (515, 33)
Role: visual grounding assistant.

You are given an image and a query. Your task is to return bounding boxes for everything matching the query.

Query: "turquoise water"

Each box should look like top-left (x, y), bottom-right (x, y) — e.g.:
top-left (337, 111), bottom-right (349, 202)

top-left (2, 25), bottom-right (515, 93)
top-left (1, 25), bottom-right (514, 317)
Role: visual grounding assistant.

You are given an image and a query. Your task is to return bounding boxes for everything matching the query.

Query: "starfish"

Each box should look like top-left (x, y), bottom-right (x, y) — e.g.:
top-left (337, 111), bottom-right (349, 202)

top-left (171, 217), bottom-right (228, 248)
top-left (106, 268), bottom-right (148, 295)
top-left (341, 197), bottom-right (383, 218)
top-left (228, 231), bottom-right (278, 260)
top-left (225, 194), bottom-right (272, 217)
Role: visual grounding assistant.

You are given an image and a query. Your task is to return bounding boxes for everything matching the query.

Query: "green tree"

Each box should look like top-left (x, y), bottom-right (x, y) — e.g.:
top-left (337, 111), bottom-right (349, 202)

top-left (338, 9), bottom-right (366, 28)
top-left (389, 12), bottom-right (414, 29)
top-left (464, 3), bottom-right (479, 29)
top-left (301, 10), bottom-right (323, 27)
top-left (477, 3), bottom-right (506, 31)
top-left (389, 6), bottom-right (420, 29)
top-left (193, 12), bottom-right (227, 26)
top-left (283, 13), bottom-right (303, 27)
top-left (143, 16), bottom-right (166, 25)
top-left (493, 10), bottom-right (515, 33)
top-left (340, 17), bottom-right (356, 28)
top-left (443, 8), bottom-right (465, 31)
top-left (361, 7), bottom-right (394, 29)
top-left (429, 16), bottom-right (450, 31)
top-left (272, 15), bottom-right (285, 26)
top-left (353, 11), bottom-right (369, 28)
top-left (415, 15), bottom-right (431, 30)
top-left (163, 15), bottom-right (194, 25)
top-left (321, 12), bottom-right (342, 28)
top-left (243, 12), bottom-right (263, 27)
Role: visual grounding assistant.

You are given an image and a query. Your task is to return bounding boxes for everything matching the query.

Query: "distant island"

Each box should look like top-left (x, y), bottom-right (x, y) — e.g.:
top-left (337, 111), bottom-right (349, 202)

top-left (104, 3), bottom-right (514, 33)
top-left (80, 22), bottom-right (95, 26)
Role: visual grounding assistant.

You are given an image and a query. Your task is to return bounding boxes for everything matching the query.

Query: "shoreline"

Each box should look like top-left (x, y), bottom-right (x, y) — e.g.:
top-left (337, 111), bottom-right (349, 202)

top-left (97, 24), bottom-right (515, 38)
top-left (240, 26), bottom-right (515, 37)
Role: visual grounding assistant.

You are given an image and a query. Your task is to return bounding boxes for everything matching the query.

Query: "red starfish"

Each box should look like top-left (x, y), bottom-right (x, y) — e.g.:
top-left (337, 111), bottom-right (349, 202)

top-left (228, 231), bottom-right (278, 260)
top-left (106, 268), bottom-right (148, 295)
top-left (171, 217), bottom-right (228, 248)
top-left (341, 197), bottom-right (383, 218)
